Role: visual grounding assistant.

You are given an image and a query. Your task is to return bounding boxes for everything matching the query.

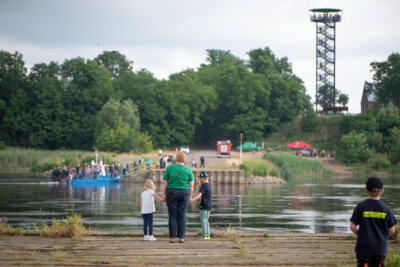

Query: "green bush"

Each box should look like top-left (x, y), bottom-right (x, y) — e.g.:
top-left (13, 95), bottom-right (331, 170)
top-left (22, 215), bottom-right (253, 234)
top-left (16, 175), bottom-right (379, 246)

top-left (389, 127), bottom-right (400, 164)
top-left (301, 109), bottom-right (317, 133)
top-left (63, 157), bottom-right (77, 168)
top-left (269, 168), bottom-right (280, 178)
top-left (30, 160), bottom-right (62, 173)
top-left (0, 140), bottom-right (6, 150)
top-left (240, 160), bottom-right (270, 178)
top-left (367, 153), bottom-right (390, 170)
top-left (32, 214), bottom-right (86, 238)
top-left (386, 252), bottom-right (400, 267)
top-left (338, 131), bottom-right (370, 164)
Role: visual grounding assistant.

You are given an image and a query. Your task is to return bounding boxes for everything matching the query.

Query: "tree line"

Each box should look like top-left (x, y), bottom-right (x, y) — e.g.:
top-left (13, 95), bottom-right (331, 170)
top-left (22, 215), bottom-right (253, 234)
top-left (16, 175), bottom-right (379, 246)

top-left (0, 48), bottom-right (311, 152)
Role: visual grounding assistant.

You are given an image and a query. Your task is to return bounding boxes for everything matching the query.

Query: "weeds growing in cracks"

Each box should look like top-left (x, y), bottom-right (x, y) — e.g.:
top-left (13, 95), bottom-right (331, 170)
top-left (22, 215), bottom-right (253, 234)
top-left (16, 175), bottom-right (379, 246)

top-left (1, 214), bottom-right (87, 239)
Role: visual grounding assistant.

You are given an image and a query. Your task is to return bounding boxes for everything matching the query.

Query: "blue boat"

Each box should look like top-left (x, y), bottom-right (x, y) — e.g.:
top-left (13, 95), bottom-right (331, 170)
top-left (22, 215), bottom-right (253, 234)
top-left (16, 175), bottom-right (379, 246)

top-left (72, 176), bottom-right (120, 186)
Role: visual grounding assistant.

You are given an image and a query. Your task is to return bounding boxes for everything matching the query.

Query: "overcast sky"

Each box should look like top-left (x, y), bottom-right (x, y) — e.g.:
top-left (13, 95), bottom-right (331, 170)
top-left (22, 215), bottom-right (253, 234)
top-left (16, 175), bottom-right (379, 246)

top-left (1, 0), bottom-right (399, 113)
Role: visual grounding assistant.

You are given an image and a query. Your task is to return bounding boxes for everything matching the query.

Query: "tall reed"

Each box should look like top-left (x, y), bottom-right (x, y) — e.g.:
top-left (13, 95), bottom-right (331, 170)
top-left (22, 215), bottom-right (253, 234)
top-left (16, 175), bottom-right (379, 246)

top-left (263, 151), bottom-right (332, 180)
top-left (240, 159), bottom-right (280, 178)
top-left (1, 214), bottom-right (87, 238)
top-left (0, 147), bottom-right (99, 173)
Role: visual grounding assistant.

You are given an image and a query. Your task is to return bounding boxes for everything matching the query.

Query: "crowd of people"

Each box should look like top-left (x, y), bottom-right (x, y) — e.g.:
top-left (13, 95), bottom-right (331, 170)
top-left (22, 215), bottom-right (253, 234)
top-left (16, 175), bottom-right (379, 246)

top-left (52, 160), bottom-right (127, 181)
top-left (292, 148), bottom-right (336, 158)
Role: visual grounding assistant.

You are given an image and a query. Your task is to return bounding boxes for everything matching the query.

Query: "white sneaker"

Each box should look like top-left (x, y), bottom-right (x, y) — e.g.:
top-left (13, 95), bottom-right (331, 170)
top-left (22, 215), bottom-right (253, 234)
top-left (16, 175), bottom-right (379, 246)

top-left (144, 235), bottom-right (149, 241)
top-left (148, 235), bottom-right (157, 241)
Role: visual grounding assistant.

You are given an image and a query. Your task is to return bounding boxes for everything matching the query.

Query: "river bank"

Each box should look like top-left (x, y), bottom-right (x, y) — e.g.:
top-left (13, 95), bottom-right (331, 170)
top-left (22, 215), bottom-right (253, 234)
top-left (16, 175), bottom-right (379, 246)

top-left (3, 232), bottom-right (399, 266)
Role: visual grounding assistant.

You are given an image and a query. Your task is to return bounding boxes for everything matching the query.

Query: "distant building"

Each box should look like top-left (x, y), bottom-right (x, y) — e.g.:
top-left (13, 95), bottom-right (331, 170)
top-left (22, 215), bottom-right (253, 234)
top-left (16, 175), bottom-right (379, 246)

top-left (361, 82), bottom-right (376, 114)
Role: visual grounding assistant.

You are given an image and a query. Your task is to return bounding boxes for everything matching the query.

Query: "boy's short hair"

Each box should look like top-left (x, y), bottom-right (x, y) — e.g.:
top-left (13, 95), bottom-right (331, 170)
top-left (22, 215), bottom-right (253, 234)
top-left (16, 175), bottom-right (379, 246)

top-left (199, 171), bottom-right (209, 179)
top-left (366, 176), bottom-right (383, 193)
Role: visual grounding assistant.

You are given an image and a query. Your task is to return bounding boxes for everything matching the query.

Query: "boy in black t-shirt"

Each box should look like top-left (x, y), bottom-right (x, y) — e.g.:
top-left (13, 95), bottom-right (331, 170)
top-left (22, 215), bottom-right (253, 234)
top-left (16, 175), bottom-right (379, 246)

top-left (350, 176), bottom-right (397, 267)
top-left (190, 171), bottom-right (212, 240)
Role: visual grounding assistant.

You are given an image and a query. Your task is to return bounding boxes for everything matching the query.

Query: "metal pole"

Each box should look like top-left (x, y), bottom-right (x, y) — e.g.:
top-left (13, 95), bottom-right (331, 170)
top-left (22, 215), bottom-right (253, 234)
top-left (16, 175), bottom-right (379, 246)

top-left (315, 22), bottom-right (318, 112)
top-left (240, 133), bottom-right (243, 165)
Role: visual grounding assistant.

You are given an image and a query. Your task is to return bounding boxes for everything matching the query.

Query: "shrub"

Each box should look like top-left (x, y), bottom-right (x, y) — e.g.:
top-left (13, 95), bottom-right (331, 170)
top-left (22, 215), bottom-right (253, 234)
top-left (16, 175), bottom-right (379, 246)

top-left (367, 153), bottom-right (390, 170)
top-left (32, 214), bottom-right (86, 238)
top-left (390, 225), bottom-right (399, 241)
top-left (0, 217), bottom-right (23, 236)
top-left (0, 140), bottom-right (6, 150)
top-left (30, 160), bottom-right (62, 173)
top-left (388, 127), bottom-right (400, 164)
top-left (63, 157), bottom-right (77, 168)
top-left (240, 160), bottom-right (270, 178)
top-left (338, 132), bottom-right (370, 164)
top-left (301, 109), bottom-right (317, 133)
top-left (386, 252), bottom-right (400, 267)
top-left (269, 168), bottom-right (280, 178)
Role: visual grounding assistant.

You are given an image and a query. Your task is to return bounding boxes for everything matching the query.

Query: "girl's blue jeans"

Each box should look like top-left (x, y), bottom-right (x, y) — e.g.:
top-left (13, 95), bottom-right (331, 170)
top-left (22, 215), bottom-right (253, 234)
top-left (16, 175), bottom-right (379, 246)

top-left (142, 212), bottom-right (154, 236)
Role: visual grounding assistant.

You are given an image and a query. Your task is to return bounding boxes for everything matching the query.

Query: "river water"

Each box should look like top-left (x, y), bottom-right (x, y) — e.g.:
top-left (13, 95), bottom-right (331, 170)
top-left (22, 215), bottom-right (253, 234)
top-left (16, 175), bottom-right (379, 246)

top-left (0, 175), bottom-right (399, 233)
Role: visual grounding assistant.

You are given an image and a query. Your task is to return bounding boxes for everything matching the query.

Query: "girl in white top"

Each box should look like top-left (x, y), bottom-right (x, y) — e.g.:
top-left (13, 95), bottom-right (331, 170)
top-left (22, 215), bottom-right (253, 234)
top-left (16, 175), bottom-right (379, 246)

top-left (141, 179), bottom-right (163, 241)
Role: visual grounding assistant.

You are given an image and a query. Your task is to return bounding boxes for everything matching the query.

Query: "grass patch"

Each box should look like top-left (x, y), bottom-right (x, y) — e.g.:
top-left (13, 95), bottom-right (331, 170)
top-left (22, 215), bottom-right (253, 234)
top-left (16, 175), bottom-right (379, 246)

top-left (32, 214), bottom-right (86, 239)
top-left (49, 250), bottom-right (68, 262)
top-left (212, 226), bottom-right (240, 242)
top-left (390, 225), bottom-right (399, 241)
top-left (240, 159), bottom-right (280, 178)
top-left (386, 252), bottom-right (400, 267)
top-left (0, 147), bottom-right (114, 175)
top-left (263, 151), bottom-right (332, 180)
top-left (0, 217), bottom-right (23, 236)
top-left (1, 214), bottom-right (87, 239)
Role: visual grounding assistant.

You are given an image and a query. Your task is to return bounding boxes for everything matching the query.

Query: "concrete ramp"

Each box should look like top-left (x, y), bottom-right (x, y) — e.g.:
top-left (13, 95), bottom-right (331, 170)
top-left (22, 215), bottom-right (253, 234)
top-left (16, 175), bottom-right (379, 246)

top-left (151, 169), bottom-right (244, 184)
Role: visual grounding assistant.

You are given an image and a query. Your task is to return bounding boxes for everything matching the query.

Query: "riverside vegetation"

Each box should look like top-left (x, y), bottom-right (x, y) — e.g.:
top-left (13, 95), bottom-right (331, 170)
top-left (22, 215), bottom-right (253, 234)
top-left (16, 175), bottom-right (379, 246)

top-left (0, 215), bottom-right (399, 266)
top-left (0, 147), bottom-right (115, 175)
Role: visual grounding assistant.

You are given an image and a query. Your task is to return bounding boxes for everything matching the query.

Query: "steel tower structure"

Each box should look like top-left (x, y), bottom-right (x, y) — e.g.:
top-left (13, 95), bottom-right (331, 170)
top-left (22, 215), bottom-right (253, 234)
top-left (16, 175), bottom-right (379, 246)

top-left (310, 8), bottom-right (342, 112)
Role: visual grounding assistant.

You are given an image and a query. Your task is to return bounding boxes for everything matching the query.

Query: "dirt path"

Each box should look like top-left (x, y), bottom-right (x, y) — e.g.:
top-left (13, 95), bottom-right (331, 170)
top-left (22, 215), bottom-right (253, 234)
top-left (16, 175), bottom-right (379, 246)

top-left (319, 158), bottom-right (354, 176)
top-left (3, 233), bottom-right (396, 266)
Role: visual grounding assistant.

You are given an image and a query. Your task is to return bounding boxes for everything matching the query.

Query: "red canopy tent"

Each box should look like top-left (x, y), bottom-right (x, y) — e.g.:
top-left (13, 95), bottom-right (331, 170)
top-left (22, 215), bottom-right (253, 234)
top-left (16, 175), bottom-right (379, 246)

top-left (286, 141), bottom-right (312, 149)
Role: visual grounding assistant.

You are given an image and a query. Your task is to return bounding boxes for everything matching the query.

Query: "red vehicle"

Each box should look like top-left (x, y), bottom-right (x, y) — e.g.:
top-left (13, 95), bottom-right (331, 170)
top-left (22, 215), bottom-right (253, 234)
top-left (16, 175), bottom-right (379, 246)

top-left (217, 140), bottom-right (232, 157)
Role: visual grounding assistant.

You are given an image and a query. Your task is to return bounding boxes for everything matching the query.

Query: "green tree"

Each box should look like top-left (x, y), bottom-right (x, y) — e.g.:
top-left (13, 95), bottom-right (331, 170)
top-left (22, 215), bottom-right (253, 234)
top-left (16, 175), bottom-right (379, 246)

top-left (388, 127), bottom-right (400, 164)
top-left (375, 102), bottom-right (400, 137)
top-left (139, 80), bottom-right (195, 147)
top-left (95, 119), bottom-right (130, 152)
top-left (248, 47), bottom-right (309, 123)
top-left (205, 49), bottom-right (243, 66)
top-left (0, 51), bottom-right (28, 138)
top-left (95, 50), bottom-right (133, 79)
top-left (94, 98), bottom-right (144, 152)
top-left (169, 69), bottom-right (217, 138)
top-left (2, 88), bottom-right (32, 146)
top-left (339, 132), bottom-right (370, 164)
top-left (337, 93), bottom-right (349, 107)
top-left (0, 51), bottom-right (27, 103)
top-left (339, 114), bottom-right (377, 135)
top-left (28, 62), bottom-right (65, 148)
top-left (371, 52), bottom-right (400, 108)
top-left (367, 131), bottom-right (385, 153)
top-left (61, 57), bottom-right (114, 149)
